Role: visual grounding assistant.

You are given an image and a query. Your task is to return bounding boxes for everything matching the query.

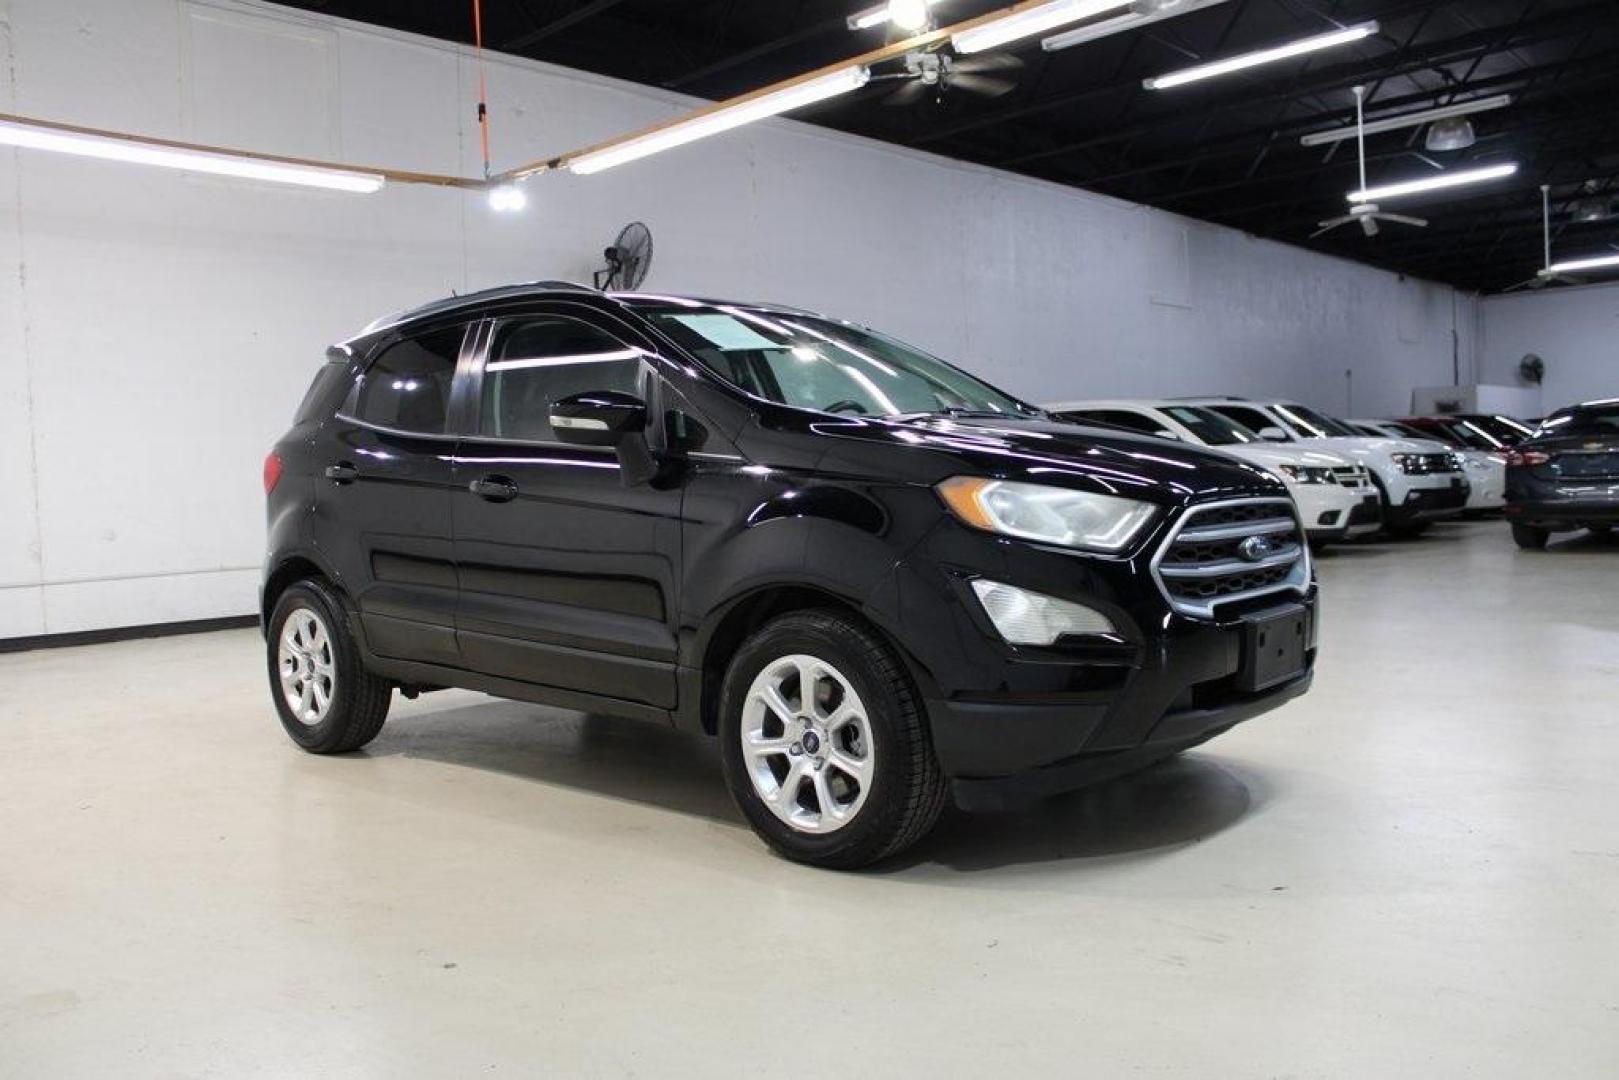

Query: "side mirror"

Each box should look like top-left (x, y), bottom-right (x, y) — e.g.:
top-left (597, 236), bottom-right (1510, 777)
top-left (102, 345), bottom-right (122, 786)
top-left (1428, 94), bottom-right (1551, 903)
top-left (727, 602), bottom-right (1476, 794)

top-left (1153, 429), bottom-right (1180, 441)
top-left (1257, 426), bottom-right (1290, 442)
top-left (550, 391), bottom-right (647, 447)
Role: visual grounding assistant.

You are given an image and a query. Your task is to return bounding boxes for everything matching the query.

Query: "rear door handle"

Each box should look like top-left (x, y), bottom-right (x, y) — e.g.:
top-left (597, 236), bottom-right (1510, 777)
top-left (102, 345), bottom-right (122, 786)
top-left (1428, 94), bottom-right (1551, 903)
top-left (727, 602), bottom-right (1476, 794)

top-left (324, 462), bottom-right (358, 484)
top-left (470, 475), bottom-right (519, 503)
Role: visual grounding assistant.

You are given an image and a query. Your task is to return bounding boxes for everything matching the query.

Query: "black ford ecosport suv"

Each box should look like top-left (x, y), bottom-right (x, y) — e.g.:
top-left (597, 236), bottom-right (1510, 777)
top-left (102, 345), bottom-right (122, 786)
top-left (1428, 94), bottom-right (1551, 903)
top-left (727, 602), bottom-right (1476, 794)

top-left (263, 281), bottom-right (1318, 868)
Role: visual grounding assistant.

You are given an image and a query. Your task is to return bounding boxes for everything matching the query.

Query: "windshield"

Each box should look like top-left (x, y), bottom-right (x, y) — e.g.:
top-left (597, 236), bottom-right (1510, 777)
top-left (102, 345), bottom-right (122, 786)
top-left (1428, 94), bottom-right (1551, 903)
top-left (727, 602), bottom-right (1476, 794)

top-left (1535, 403), bottom-right (1619, 439)
top-left (1273, 403), bottom-right (1360, 438)
top-left (1161, 406), bottom-right (1258, 447)
top-left (1471, 414), bottom-right (1533, 443)
top-left (1438, 419), bottom-right (1507, 450)
top-left (636, 303), bottom-right (1036, 419)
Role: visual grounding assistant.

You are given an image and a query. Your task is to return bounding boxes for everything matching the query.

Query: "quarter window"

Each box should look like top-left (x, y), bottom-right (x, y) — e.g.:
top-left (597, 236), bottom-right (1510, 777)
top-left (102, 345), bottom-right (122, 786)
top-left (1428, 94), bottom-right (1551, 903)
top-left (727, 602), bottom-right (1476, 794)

top-left (481, 317), bottom-right (644, 442)
top-left (353, 326), bottom-right (465, 434)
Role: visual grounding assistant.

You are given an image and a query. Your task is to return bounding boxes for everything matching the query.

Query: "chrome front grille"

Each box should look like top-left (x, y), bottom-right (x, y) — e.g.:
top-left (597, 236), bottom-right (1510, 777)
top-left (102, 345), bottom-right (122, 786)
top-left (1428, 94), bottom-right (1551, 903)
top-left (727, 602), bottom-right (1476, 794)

top-left (1331, 464), bottom-right (1374, 490)
top-left (1403, 452), bottom-right (1460, 475)
top-left (1152, 498), bottom-right (1311, 619)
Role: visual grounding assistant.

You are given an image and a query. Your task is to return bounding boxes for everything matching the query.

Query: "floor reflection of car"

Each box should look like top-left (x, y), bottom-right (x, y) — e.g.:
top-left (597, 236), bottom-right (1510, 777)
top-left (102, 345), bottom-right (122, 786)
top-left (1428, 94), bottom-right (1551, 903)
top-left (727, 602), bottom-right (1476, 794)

top-left (1350, 417), bottom-right (1505, 514)
top-left (1181, 399), bottom-right (1468, 537)
top-left (1504, 399), bottom-right (1619, 549)
top-left (1048, 400), bottom-right (1381, 546)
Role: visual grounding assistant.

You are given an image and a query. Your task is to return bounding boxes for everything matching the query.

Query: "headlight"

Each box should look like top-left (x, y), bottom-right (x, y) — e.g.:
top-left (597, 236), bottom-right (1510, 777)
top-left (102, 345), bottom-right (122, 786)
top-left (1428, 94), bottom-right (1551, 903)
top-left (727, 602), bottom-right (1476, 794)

top-left (970, 580), bottom-right (1114, 645)
top-left (1276, 463), bottom-right (1334, 485)
top-left (1390, 452), bottom-right (1416, 474)
top-left (936, 477), bottom-right (1157, 552)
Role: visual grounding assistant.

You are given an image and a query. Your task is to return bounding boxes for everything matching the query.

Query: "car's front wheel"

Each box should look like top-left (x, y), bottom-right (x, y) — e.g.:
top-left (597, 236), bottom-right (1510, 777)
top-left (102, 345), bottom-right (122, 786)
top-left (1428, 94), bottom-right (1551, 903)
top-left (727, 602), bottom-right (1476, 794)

top-left (718, 610), bottom-right (947, 869)
top-left (267, 580), bottom-right (392, 753)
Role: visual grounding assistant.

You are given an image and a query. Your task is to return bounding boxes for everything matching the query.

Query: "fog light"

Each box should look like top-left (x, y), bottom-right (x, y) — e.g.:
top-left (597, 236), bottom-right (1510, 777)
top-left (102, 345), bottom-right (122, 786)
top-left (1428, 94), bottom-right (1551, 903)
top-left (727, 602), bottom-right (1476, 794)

top-left (970, 579), bottom-right (1114, 645)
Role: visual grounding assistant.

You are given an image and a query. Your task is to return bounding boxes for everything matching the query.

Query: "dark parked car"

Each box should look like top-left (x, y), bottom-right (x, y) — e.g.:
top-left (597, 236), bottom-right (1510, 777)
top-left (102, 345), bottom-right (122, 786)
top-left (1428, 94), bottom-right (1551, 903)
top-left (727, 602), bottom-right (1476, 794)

top-left (262, 282), bottom-right (1318, 867)
top-left (1504, 400), bottom-right (1619, 549)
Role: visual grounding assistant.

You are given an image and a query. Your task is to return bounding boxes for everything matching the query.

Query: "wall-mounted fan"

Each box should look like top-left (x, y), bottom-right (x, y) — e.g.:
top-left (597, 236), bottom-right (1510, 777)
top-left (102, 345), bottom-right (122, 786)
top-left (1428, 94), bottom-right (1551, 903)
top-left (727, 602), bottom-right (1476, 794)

top-left (1312, 86), bottom-right (1430, 239)
top-left (1503, 186), bottom-right (1589, 291)
top-left (594, 221), bottom-right (653, 290)
top-left (870, 50), bottom-right (1023, 106)
top-left (1518, 353), bottom-right (1545, 386)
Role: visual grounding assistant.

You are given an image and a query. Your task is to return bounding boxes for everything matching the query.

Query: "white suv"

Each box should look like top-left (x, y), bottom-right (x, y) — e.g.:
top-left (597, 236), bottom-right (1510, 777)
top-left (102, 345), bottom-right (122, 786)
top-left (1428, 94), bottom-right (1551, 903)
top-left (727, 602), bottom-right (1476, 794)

top-left (1047, 399), bottom-right (1383, 545)
top-left (1181, 399), bottom-right (1469, 537)
top-left (1349, 419), bottom-right (1505, 513)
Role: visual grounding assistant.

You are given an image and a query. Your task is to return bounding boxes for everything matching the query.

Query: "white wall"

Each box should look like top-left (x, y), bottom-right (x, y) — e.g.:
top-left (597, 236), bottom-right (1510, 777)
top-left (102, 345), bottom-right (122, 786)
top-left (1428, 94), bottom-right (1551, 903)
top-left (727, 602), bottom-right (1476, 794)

top-left (1479, 281), bottom-right (1619, 411)
top-left (1, 0), bottom-right (1480, 638)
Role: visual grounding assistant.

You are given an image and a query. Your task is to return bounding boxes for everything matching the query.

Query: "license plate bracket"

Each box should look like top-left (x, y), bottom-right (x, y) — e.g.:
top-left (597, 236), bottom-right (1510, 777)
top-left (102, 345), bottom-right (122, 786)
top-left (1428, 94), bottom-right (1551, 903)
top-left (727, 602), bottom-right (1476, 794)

top-left (1239, 604), bottom-right (1308, 692)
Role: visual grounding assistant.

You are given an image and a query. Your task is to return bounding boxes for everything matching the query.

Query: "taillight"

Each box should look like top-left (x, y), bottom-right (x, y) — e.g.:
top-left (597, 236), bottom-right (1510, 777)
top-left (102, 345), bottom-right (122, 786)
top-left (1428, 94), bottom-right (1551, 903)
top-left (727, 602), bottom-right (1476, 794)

top-left (1504, 450), bottom-right (1550, 467)
top-left (263, 452), bottom-right (284, 494)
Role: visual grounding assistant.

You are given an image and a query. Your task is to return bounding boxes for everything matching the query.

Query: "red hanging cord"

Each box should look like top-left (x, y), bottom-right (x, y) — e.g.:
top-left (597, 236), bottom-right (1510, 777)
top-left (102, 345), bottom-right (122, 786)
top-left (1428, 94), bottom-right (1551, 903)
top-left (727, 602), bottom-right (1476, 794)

top-left (473, 0), bottom-right (492, 179)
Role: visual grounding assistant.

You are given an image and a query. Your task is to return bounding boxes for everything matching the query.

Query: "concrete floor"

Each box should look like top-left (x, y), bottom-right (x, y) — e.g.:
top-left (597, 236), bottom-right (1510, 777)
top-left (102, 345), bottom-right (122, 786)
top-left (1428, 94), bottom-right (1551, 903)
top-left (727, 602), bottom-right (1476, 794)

top-left (1, 521), bottom-right (1616, 1077)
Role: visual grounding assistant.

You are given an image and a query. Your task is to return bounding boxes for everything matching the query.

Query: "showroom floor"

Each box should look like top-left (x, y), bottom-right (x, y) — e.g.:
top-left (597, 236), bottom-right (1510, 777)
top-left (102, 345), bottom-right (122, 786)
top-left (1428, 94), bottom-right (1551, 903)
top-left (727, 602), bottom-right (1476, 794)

top-left (2, 521), bottom-right (1615, 1077)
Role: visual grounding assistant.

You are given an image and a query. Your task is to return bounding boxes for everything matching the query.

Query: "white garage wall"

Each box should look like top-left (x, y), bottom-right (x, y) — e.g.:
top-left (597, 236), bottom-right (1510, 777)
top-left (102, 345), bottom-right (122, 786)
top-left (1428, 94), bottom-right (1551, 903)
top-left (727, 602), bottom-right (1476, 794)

top-left (1, 0), bottom-right (1479, 638)
top-left (1478, 281), bottom-right (1619, 412)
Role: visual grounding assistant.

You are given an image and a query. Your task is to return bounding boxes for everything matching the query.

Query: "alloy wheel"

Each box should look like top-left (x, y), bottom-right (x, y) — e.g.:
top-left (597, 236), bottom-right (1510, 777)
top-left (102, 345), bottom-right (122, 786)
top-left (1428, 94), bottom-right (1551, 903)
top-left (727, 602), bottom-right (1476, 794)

top-left (740, 654), bottom-right (874, 834)
top-left (278, 606), bottom-right (336, 725)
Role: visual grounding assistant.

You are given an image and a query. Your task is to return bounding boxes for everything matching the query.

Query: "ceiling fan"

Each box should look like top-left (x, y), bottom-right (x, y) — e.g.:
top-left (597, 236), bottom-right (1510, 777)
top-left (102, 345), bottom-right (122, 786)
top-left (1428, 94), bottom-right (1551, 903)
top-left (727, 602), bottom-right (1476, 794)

top-left (1312, 86), bottom-right (1430, 239)
top-left (870, 50), bottom-right (1023, 107)
top-left (1503, 185), bottom-right (1588, 291)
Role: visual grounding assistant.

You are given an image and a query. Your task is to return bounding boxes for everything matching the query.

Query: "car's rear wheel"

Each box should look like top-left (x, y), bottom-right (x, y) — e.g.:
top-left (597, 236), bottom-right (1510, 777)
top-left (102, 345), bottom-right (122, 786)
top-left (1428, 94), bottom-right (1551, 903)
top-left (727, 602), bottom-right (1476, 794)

top-left (718, 610), bottom-right (947, 869)
top-left (267, 580), bottom-right (392, 753)
top-left (1511, 523), bottom-right (1550, 550)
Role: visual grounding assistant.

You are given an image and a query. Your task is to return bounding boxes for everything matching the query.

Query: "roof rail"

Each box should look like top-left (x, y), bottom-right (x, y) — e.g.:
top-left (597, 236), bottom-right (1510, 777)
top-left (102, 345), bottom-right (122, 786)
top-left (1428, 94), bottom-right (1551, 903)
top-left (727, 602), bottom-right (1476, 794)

top-left (356, 279), bottom-right (605, 336)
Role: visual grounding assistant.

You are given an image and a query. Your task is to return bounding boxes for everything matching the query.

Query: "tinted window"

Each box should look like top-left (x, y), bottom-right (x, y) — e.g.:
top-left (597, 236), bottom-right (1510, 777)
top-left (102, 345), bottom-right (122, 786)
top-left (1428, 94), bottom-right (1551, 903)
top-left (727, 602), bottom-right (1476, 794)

top-left (481, 317), bottom-right (643, 442)
top-left (1535, 404), bottom-right (1619, 439)
top-left (1162, 406), bottom-right (1256, 447)
top-left (1065, 409), bottom-right (1165, 434)
top-left (1211, 405), bottom-right (1290, 440)
top-left (353, 326), bottom-right (465, 433)
top-left (1274, 403), bottom-right (1358, 438)
top-left (294, 358), bottom-right (352, 424)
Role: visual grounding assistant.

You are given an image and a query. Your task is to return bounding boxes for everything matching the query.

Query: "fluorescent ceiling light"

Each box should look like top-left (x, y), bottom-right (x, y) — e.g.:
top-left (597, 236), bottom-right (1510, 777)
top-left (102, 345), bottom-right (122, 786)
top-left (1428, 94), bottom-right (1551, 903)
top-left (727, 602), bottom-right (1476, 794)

top-left (953, 0), bottom-right (1133, 55)
top-left (847, 0), bottom-right (940, 31)
top-left (1547, 253), bottom-right (1619, 275)
top-left (1299, 93), bottom-right (1513, 147)
top-left (1348, 162), bottom-right (1518, 203)
top-left (1144, 20), bottom-right (1378, 89)
top-left (1043, 0), bottom-right (1233, 52)
top-left (0, 117), bottom-right (384, 193)
top-left (568, 65), bottom-right (870, 174)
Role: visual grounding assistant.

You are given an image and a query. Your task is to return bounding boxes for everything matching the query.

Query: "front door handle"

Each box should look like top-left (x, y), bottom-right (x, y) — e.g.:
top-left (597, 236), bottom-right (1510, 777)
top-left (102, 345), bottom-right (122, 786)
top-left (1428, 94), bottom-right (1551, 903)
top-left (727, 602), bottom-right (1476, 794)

top-left (470, 475), bottom-right (519, 503)
top-left (324, 462), bottom-right (358, 484)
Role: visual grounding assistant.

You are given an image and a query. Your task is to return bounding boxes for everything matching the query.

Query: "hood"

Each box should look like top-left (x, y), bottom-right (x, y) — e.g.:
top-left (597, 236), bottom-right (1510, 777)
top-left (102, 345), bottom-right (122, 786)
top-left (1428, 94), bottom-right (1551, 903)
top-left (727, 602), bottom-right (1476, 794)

top-left (1219, 444), bottom-right (1353, 470)
top-left (799, 412), bottom-right (1287, 507)
top-left (1291, 435), bottom-right (1451, 460)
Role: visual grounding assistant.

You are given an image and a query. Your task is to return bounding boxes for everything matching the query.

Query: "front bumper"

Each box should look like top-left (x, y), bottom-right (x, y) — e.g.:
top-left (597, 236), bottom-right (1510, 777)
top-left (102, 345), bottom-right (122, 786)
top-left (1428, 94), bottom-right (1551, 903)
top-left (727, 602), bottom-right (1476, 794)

top-left (1463, 464), bottom-right (1506, 510)
top-left (1294, 483), bottom-right (1379, 542)
top-left (948, 670), bottom-right (1313, 812)
top-left (1388, 476), bottom-right (1469, 522)
top-left (924, 595), bottom-right (1317, 798)
top-left (1307, 491), bottom-right (1382, 541)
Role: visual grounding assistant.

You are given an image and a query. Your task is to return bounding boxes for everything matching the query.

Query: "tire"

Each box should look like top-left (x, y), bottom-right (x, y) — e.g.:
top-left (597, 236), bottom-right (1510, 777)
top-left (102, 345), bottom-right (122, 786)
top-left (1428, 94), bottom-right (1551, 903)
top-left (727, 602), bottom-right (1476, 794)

top-left (718, 610), bottom-right (947, 869)
top-left (267, 579), bottom-right (392, 753)
top-left (1511, 523), bottom-right (1549, 550)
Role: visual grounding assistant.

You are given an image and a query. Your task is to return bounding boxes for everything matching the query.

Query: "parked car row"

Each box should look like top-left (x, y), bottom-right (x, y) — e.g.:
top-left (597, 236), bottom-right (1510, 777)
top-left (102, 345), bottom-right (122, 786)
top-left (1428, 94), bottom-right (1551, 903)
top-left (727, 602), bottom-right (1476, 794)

top-left (1043, 397), bottom-right (1472, 545)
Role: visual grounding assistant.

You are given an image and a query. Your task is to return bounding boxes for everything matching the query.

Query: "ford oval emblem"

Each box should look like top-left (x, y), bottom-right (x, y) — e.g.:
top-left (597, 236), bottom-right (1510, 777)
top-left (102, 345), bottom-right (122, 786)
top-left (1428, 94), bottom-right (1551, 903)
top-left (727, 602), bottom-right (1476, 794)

top-left (1238, 535), bottom-right (1273, 562)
